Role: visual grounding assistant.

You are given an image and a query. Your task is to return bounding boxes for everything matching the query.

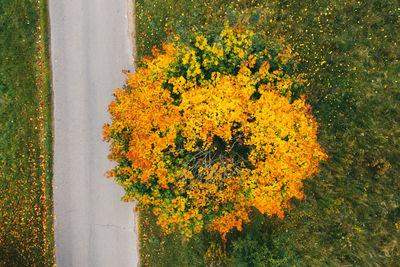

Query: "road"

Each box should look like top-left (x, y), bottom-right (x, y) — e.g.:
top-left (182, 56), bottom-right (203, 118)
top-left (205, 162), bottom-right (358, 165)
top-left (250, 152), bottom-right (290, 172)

top-left (49, 0), bottom-right (138, 266)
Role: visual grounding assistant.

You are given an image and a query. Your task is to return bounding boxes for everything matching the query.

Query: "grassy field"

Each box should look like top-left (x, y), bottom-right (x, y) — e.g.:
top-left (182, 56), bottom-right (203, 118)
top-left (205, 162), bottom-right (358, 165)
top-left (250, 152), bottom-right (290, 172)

top-left (136, 0), bottom-right (400, 266)
top-left (0, 0), bottom-right (54, 265)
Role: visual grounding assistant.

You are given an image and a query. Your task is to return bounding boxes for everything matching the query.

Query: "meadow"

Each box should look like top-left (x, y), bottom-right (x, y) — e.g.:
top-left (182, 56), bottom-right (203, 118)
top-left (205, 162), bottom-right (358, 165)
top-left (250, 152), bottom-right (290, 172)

top-left (136, 0), bottom-right (400, 266)
top-left (0, 0), bottom-right (53, 265)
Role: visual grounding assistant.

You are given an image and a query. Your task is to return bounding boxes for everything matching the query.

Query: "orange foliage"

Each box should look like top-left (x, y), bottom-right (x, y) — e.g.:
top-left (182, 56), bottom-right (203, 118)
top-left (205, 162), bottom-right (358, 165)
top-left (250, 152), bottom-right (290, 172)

top-left (103, 24), bottom-right (327, 239)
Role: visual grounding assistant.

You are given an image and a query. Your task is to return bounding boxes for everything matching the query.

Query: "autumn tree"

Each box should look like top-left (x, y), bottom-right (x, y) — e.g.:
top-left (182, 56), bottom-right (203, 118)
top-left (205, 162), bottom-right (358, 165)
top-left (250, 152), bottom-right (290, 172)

top-left (103, 23), bottom-right (327, 239)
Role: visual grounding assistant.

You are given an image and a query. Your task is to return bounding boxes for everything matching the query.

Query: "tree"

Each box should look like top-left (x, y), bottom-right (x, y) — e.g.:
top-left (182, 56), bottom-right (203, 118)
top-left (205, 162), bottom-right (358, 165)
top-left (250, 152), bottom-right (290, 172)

top-left (103, 23), bottom-right (327, 239)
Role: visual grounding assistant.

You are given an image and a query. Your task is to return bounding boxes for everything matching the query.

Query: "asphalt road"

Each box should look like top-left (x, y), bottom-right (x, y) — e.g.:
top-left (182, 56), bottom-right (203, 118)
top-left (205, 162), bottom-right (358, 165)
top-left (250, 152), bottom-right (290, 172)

top-left (50, 0), bottom-right (138, 266)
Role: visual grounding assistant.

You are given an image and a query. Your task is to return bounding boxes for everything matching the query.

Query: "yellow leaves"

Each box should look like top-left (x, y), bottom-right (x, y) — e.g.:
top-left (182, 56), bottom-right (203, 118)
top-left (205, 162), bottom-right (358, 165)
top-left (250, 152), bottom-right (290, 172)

top-left (182, 52), bottom-right (191, 65)
top-left (181, 48), bottom-right (197, 66)
top-left (395, 220), bottom-right (400, 230)
top-left (276, 80), bottom-right (293, 95)
top-left (247, 54), bottom-right (257, 68)
top-left (169, 76), bottom-right (187, 94)
top-left (258, 61), bottom-right (270, 79)
top-left (210, 203), bottom-right (250, 240)
top-left (220, 21), bottom-right (233, 38)
top-left (181, 49), bottom-right (202, 79)
top-left (252, 185), bottom-right (283, 216)
top-left (104, 24), bottom-right (328, 240)
top-left (202, 58), bottom-right (210, 68)
top-left (210, 44), bottom-right (224, 59)
top-left (237, 48), bottom-right (246, 59)
top-left (219, 22), bottom-right (253, 59)
top-left (140, 195), bottom-right (154, 206)
top-left (179, 73), bottom-right (255, 149)
top-left (195, 35), bottom-right (208, 50)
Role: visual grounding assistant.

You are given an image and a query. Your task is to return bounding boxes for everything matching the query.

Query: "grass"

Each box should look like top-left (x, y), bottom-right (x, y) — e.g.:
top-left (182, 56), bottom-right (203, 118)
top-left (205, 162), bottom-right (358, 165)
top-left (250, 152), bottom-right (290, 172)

top-left (136, 0), bottom-right (400, 265)
top-left (139, 209), bottom-right (210, 266)
top-left (0, 0), bottom-right (54, 265)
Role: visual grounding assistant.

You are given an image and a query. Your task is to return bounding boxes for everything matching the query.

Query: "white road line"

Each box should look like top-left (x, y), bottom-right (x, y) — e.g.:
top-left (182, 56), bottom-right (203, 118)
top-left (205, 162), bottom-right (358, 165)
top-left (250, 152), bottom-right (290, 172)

top-left (50, 0), bottom-right (138, 265)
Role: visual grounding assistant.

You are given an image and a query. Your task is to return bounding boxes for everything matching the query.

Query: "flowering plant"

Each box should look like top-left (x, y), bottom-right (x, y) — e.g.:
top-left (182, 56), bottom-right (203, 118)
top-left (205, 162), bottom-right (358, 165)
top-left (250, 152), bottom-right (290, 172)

top-left (103, 23), bottom-right (327, 239)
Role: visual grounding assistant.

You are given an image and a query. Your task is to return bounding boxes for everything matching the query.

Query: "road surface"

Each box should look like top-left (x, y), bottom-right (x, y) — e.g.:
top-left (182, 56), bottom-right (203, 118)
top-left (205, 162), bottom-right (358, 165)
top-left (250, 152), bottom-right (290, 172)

top-left (50, 0), bottom-right (138, 266)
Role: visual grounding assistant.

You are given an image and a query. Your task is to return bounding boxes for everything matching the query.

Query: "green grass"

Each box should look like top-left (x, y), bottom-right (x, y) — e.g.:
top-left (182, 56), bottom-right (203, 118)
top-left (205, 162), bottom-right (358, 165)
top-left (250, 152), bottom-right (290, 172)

top-left (139, 209), bottom-right (211, 266)
top-left (0, 0), bottom-right (54, 265)
top-left (136, 0), bottom-right (400, 265)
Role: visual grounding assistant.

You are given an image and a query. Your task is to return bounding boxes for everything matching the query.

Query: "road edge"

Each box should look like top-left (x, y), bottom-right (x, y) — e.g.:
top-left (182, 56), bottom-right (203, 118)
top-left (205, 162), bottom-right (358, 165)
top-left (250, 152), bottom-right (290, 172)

top-left (127, 0), bottom-right (137, 64)
top-left (127, 0), bottom-right (140, 266)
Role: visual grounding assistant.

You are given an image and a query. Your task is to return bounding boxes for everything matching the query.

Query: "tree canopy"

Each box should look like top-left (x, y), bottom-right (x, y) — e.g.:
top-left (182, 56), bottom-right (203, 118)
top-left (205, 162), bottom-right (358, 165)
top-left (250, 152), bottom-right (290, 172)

top-left (103, 24), bottom-right (327, 239)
